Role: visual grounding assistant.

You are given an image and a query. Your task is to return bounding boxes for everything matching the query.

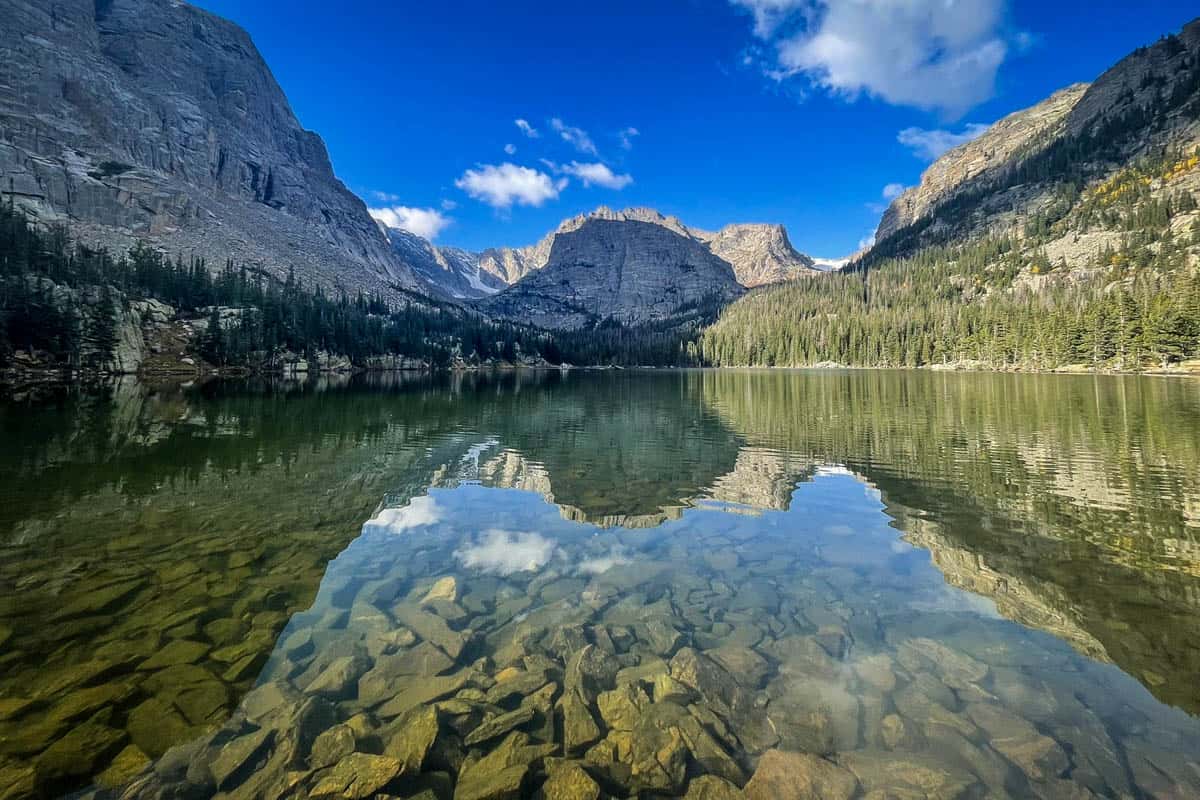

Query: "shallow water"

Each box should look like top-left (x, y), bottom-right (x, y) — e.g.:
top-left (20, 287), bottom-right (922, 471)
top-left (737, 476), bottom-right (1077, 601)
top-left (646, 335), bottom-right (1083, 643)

top-left (0, 370), bottom-right (1198, 799)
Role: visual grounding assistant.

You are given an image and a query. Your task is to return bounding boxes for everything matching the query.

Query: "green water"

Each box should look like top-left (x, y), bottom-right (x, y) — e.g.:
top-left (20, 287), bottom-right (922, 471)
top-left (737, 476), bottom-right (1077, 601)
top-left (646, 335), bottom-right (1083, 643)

top-left (0, 370), bottom-right (1198, 799)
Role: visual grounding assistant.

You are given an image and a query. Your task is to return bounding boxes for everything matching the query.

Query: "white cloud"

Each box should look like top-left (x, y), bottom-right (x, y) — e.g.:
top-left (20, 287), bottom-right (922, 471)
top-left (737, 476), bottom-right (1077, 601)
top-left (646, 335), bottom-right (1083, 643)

top-left (369, 190), bottom-right (402, 203)
top-left (866, 182), bottom-right (910, 213)
top-left (577, 546), bottom-right (633, 575)
top-left (550, 118), bottom-right (599, 156)
top-left (549, 161), bottom-right (633, 190)
top-left (440, 198), bottom-right (458, 211)
top-left (515, 118), bottom-right (540, 138)
top-left (454, 529), bottom-right (558, 575)
top-left (504, 143), bottom-right (517, 155)
top-left (618, 126), bottom-right (640, 150)
top-left (455, 163), bottom-right (567, 209)
top-left (735, 0), bottom-right (1011, 116)
top-left (897, 123), bottom-right (991, 160)
top-left (858, 231), bottom-right (877, 250)
top-left (362, 495), bottom-right (442, 535)
top-left (367, 206), bottom-right (452, 241)
top-left (732, 0), bottom-right (806, 37)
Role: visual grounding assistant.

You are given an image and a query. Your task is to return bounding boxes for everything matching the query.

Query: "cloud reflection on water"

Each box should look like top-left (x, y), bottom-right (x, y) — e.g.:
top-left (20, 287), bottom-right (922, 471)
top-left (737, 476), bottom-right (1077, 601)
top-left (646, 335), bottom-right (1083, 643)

top-left (454, 528), bottom-right (559, 575)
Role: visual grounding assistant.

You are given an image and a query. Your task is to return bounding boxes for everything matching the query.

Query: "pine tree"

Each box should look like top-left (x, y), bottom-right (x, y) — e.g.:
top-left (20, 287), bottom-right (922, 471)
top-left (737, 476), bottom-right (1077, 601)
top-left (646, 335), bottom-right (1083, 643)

top-left (87, 286), bottom-right (119, 370)
top-left (201, 306), bottom-right (225, 366)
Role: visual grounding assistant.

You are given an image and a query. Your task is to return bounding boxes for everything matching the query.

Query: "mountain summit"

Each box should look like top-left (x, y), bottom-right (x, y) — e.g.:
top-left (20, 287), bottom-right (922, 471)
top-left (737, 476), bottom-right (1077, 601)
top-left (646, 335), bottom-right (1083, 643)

top-left (477, 218), bottom-right (744, 329)
top-left (473, 206), bottom-right (817, 292)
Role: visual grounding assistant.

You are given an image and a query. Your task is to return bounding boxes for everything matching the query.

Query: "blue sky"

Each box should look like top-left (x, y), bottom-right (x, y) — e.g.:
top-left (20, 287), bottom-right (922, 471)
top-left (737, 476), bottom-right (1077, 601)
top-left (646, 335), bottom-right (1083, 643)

top-left (195, 0), bottom-right (1196, 256)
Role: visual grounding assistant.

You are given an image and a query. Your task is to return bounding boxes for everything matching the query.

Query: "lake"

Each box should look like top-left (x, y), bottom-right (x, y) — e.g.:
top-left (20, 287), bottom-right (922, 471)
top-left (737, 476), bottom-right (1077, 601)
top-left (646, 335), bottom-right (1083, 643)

top-left (1, 369), bottom-right (1198, 800)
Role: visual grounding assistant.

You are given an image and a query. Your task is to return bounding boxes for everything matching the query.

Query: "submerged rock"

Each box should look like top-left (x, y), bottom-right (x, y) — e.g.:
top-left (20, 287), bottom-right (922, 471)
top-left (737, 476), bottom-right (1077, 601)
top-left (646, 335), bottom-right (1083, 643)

top-left (384, 706), bottom-right (440, 773)
top-left (95, 744), bottom-right (151, 789)
top-left (422, 576), bottom-right (460, 605)
top-left (455, 732), bottom-right (556, 800)
top-left (564, 645), bottom-right (620, 696)
top-left (538, 761), bottom-right (601, 800)
top-left (360, 642), bottom-right (455, 707)
top-left (393, 603), bottom-right (470, 660)
top-left (464, 705), bottom-right (538, 746)
top-left (597, 683), bottom-right (650, 732)
top-left (33, 722), bottom-right (127, 783)
top-left (209, 727), bottom-right (275, 790)
top-left (377, 671), bottom-right (474, 718)
top-left (306, 653), bottom-right (372, 699)
top-left (309, 752), bottom-right (402, 799)
top-left (558, 689), bottom-right (601, 755)
top-left (685, 775), bottom-right (746, 799)
top-left (309, 724), bottom-right (356, 770)
top-left (839, 749), bottom-right (978, 799)
top-left (743, 750), bottom-right (857, 800)
top-left (967, 703), bottom-right (1069, 782)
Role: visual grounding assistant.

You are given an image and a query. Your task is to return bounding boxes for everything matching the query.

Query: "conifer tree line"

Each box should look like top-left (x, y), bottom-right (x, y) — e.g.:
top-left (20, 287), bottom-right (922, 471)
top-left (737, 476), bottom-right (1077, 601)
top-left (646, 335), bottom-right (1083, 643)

top-left (700, 58), bottom-right (1200, 375)
top-left (0, 202), bottom-right (572, 371)
top-left (0, 199), bottom-right (718, 372)
top-left (700, 222), bottom-right (1200, 371)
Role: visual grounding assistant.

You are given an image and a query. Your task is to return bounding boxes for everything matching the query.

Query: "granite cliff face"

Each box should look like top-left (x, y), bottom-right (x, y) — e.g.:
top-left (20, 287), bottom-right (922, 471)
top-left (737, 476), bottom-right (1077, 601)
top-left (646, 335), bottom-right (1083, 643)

top-left (475, 207), bottom-right (692, 287)
top-left (876, 85), bottom-right (1089, 242)
top-left (874, 17), bottom-right (1200, 250)
top-left (477, 219), bottom-right (744, 330)
top-left (476, 206), bottom-right (817, 292)
top-left (697, 223), bottom-right (816, 287)
top-left (0, 0), bottom-right (420, 294)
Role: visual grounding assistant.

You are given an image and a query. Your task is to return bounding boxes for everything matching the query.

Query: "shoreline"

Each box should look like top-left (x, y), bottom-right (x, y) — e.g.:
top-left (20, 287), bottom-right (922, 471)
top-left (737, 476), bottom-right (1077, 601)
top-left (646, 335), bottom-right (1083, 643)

top-left (4, 360), bottom-right (1199, 393)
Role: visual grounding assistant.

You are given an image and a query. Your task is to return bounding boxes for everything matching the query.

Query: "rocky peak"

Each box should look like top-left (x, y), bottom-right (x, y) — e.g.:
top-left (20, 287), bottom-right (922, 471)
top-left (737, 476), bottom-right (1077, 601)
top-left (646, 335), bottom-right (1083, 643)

top-left (477, 206), bottom-right (815, 291)
top-left (1067, 18), bottom-right (1200, 138)
top-left (874, 16), bottom-right (1200, 249)
top-left (477, 218), bottom-right (743, 330)
top-left (876, 84), bottom-right (1090, 243)
top-left (0, 0), bottom-right (419, 294)
top-left (698, 223), bottom-right (817, 287)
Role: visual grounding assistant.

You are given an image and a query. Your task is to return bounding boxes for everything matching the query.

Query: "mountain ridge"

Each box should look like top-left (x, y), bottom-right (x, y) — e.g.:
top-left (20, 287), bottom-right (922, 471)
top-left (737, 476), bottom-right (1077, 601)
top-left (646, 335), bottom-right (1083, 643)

top-left (477, 218), bottom-right (745, 330)
top-left (407, 205), bottom-right (819, 301)
top-left (873, 17), bottom-right (1200, 257)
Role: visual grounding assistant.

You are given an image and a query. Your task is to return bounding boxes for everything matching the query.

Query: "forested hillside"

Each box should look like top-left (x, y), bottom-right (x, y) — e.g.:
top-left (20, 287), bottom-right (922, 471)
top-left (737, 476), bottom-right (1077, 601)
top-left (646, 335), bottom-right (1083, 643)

top-left (700, 20), bottom-right (1200, 374)
top-left (699, 219), bottom-right (1200, 370)
top-left (0, 204), bottom-right (708, 376)
top-left (0, 203), bottom-right (562, 374)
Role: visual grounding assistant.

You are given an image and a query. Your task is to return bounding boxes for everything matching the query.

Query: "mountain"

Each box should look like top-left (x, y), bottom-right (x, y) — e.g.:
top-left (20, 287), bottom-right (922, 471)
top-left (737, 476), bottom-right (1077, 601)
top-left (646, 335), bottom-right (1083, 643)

top-left (476, 207), bottom-right (691, 287)
top-left (701, 17), bottom-right (1200, 373)
top-left (874, 18), bottom-right (1200, 256)
top-left (694, 223), bottom-right (816, 286)
top-left (0, 0), bottom-right (420, 295)
top-left (476, 206), bottom-right (818, 291)
top-left (875, 84), bottom-right (1090, 243)
top-left (382, 227), bottom-right (505, 300)
top-left (477, 218), bottom-right (744, 330)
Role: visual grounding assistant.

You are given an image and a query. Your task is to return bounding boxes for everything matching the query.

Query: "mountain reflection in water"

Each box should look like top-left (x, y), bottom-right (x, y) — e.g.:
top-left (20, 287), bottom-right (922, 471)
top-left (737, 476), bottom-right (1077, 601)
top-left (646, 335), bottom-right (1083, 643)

top-left (0, 370), bottom-right (1197, 799)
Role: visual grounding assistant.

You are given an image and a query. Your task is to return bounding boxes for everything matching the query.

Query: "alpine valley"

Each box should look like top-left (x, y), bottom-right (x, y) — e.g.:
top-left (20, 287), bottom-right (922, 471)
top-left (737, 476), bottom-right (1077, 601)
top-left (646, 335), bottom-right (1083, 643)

top-left (1, 1), bottom-right (1198, 378)
top-left (4, 5), bottom-right (1200, 800)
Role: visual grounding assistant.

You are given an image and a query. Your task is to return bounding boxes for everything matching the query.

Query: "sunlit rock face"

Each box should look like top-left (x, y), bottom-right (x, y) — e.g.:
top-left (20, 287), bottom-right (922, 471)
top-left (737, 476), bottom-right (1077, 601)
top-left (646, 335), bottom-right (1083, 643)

top-left (697, 224), bottom-right (817, 287)
top-left (475, 206), bottom-right (818, 293)
top-left (875, 85), bottom-right (1088, 242)
top-left (875, 18), bottom-right (1200, 249)
top-left (478, 219), bottom-right (744, 330)
top-left (0, 0), bottom-right (419, 295)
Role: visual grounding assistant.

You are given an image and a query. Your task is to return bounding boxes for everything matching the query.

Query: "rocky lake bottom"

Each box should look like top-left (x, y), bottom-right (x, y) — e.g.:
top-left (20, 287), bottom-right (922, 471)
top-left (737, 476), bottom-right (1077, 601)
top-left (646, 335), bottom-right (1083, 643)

top-left (0, 370), bottom-right (1198, 799)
